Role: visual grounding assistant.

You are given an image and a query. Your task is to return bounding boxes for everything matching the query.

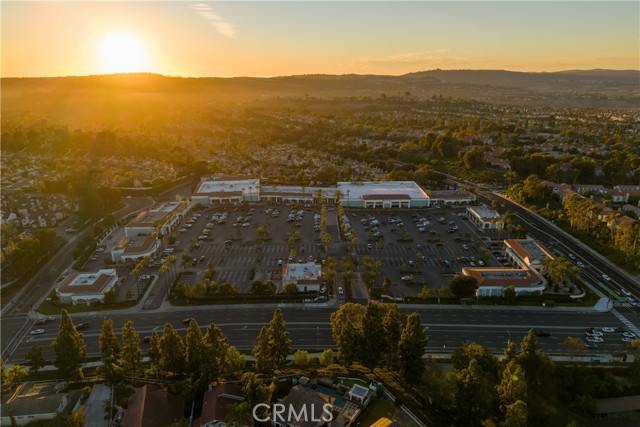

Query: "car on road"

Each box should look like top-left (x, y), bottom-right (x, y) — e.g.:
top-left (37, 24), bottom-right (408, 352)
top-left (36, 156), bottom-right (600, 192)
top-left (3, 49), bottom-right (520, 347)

top-left (224, 240), bottom-right (232, 245)
top-left (338, 286), bottom-right (344, 296)
top-left (534, 329), bottom-right (551, 337)
top-left (602, 274), bottom-right (611, 281)
top-left (408, 260), bottom-right (415, 266)
top-left (143, 336), bottom-right (151, 343)
top-left (586, 336), bottom-right (604, 343)
top-left (30, 329), bottom-right (45, 335)
top-left (140, 274), bottom-right (151, 280)
top-left (584, 342), bottom-right (598, 350)
top-left (182, 318), bottom-right (196, 325)
top-left (75, 323), bottom-right (90, 330)
top-left (576, 261), bottom-right (585, 269)
top-left (367, 244), bottom-right (373, 250)
top-left (621, 288), bottom-right (631, 297)
top-left (34, 316), bottom-right (54, 325)
top-left (601, 327), bottom-right (616, 333)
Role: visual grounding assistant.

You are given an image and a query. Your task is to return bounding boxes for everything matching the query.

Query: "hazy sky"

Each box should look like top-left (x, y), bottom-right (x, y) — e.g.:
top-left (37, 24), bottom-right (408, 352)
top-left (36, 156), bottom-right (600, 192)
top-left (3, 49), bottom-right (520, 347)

top-left (2, 1), bottom-right (638, 77)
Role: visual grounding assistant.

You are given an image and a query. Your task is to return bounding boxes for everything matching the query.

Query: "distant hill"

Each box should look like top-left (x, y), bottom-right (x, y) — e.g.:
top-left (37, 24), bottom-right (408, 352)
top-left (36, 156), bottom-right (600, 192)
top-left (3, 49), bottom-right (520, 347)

top-left (2, 69), bottom-right (638, 127)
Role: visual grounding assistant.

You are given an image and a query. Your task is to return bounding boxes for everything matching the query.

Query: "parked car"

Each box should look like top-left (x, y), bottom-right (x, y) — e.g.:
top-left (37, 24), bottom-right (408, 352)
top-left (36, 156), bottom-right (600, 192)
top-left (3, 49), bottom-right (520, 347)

top-left (584, 342), bottom-right (598, 349)
top-left (30, 329), bottom-right (45, 335)
top-left (534, 329), bottom-right (551, 337)
top-left (601, 327), bottom-right (616, 333)
top-left (586, 336), bottom-right (604, 343)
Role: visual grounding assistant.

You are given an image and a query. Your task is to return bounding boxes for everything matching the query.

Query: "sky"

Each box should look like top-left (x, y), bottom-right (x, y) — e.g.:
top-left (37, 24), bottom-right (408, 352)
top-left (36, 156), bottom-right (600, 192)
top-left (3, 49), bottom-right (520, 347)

top-left (2, 1), bottom-right (639, 77)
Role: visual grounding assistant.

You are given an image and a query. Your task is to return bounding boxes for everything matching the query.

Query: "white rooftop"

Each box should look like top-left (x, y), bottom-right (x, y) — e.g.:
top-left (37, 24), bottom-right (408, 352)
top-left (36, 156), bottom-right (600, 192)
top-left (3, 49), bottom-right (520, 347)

top-left (468, 205), bottom-right (501, 220)
top-left (283, 262), bottom-right (321, 282)
top-left (337, 181), bottom-right (428, 200)
top-left (67, 269), bottom-right (117, 287)
top-left (196, 178), bottom-right (260, 195)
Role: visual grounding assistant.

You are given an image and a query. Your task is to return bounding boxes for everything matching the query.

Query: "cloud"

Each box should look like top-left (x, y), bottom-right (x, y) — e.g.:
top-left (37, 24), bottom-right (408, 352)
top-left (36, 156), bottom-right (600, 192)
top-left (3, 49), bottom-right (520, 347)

top-left (345, 49), bottom-right (457, 69)
top-left (190, 3), bottom-right (236, 38)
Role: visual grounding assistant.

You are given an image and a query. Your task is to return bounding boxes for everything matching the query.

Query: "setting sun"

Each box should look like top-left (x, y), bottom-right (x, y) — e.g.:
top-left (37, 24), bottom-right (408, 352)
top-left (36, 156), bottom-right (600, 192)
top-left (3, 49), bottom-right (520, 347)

top-left (98, 31), bottom-right (147, 74)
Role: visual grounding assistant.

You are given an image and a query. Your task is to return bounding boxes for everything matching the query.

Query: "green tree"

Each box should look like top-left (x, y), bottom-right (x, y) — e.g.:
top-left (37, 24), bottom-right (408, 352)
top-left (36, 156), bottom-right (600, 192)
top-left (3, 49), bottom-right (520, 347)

top-left (25, 346), bottom-right (46, 373)
top-left (361, 302), bottom-right (387, 368)
top-left (121, 321), bottom-right (142, 376)
top-left (330, 302), bottom-right (365, 365)
top-left (203, 323), bottom-right (230, 380)
top-left (184, 320), bottom-right (205, 376)
top-left (225, 402), bottom-right (252, 427)
top-left (293, 350), bottom-right (310, 366)
top-left (51, 310), bottom-right (86, 379)
top-left (319, 349), bottom-right (334, 367)
top-left (253, 327), bottom-right (272, 372)
top-left (3, 364), bottom-right (28, 390)
top-left (98, 319), bottom-right (120, 359)
top-left (241, 372), bottom-right (269, 413)
top-left (503, 286), bottom-right (517, 304)
top-left (283, 282), bottom-right (299, 294)
top-left (148, 331), bottom-right (161, 374)
top-left (225, 346), bottom-right (246, 374)
top-left (497, 360), bottom-right (527, 411)
top-left (503, 400), bottom-right (528, 427)
top-left (517, 330), bottom-right (557, 420)
top-left (562, 336), bottom-right (585, 360)
top-left (398, 313), bottom-right (428, 384)
top-left (449, 275), bottom-right (478, 298)
top-left (159, 323), bottom-right (185, 375)
top-left (455, 358), bottom-right (496, 425)
top-left (382, 304), bottom-right (403, 368)
top-left (267, 308), bottom-right (292, 369)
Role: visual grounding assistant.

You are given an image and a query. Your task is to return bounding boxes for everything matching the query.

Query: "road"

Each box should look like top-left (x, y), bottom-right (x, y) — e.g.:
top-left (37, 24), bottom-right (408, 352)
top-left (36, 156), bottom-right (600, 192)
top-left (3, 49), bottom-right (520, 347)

top-left (0, 197), bottom-right (154, 360)
top-left (483, 193), bottom-right (639, 298)
top-left (10, 306), bottom-right (628, 363)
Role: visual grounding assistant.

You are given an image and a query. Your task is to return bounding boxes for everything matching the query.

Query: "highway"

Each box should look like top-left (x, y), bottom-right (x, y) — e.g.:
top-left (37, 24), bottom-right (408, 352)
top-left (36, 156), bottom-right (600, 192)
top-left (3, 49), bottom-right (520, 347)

top-left (9, 306), bottom-right (628, 364)
top-left (0, 197), bottom-right (154, 360)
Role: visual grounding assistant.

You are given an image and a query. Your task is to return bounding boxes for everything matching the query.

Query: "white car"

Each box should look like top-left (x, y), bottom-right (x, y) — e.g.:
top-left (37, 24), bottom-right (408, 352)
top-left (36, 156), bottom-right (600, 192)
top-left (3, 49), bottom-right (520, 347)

top-left (338, 286), bottom-right (344, 295)
top-left (602, 274), bottom-right (611, 281)
top-left (621, 288), bottom-right (631, 297)
top-left (586, 336), bottom-right (604, 343)
top-left (623, 331), bottom-right (637, 338)
top-left (576, 261), bottom-right (585, 268)
top-left (621, 337), bottom-right (636, 343)
top-left (401, 275), bottom-right (413, 281)
top-left (601, 327), bottom-right (616, 333)
top-left (586, 330), bottom-right (603, 337)
top-left (30, 329), bottom-right (45, 335)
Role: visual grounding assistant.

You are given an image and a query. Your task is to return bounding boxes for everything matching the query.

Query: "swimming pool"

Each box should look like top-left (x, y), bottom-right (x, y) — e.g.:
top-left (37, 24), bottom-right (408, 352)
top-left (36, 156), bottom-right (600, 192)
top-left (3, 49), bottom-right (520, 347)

top-left (314, 384), bottom-right (345, 406)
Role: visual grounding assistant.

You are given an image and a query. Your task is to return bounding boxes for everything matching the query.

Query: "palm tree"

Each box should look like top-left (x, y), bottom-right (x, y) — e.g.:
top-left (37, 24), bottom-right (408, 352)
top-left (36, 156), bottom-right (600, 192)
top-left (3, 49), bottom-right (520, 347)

top-left (225, 402), bottom-right (252, 426)
top-left (3, 364), bottom-right (28, 390)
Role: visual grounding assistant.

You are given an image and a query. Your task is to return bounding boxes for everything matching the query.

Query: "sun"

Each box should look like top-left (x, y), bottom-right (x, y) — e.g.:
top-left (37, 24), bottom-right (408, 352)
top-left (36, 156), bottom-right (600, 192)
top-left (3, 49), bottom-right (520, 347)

top-left (98, 31), bottom-right (147, 74)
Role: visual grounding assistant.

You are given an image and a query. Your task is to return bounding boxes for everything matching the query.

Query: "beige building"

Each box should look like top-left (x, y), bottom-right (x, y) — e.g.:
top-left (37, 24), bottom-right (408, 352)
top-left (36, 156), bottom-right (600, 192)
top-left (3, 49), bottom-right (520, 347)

top-left (56, 269), bottom-right (119, 305)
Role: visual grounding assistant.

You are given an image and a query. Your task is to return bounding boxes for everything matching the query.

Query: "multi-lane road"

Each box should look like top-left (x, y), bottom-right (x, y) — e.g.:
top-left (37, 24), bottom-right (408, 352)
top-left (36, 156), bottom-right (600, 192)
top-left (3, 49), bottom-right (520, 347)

top-left (8, 305), bottom-right (630, 364)
top-left (3, 188), bottom-right (640, 367)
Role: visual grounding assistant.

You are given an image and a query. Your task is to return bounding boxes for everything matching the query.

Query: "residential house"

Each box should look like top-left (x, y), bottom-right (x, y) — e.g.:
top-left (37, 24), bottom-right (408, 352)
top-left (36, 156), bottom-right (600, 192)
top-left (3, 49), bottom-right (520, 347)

top-left (194, 384), bottom-right (245, 427)
top-left (0, 382), bottom-right (82, 427)
top-left (122, 384), bottom-right (185, 427)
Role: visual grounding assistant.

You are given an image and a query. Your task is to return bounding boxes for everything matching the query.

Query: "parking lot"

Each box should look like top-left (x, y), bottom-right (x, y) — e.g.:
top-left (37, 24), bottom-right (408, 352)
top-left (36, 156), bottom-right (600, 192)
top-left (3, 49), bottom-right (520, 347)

top-left (80, 202), bottom-right (511, 301)
top-left (341, 206), bottom-right (505, 298)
